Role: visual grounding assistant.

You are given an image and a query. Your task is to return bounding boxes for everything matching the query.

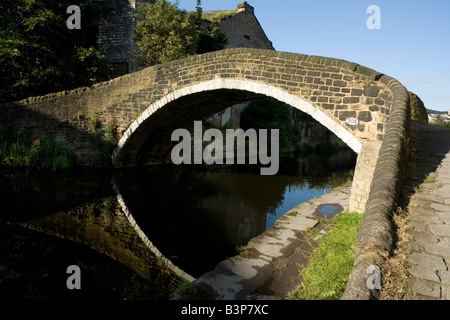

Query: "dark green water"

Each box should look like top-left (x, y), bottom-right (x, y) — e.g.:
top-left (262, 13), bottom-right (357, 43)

top-left (0, 150), bottom-right (356, 300)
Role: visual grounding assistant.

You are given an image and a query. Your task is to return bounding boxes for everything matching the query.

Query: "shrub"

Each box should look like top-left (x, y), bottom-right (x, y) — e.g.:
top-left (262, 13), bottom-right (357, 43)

top-left (29, 137), bottom-right (74, 171)
top-left (0, 127), bottom-right (74, 171)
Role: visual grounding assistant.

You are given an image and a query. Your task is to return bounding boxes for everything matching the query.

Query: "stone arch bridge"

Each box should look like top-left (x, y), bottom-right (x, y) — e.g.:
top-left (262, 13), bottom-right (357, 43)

top-left (1, 49), bottom-right (410, 256)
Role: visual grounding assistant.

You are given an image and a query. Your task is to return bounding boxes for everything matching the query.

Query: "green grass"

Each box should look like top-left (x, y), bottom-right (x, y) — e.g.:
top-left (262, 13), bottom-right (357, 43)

top-left (423, 175), bottom-right (436, 183)
top-left (288, 211), bottom-right (364, 300)
top-left (202, 10), bottom-right (237, 22)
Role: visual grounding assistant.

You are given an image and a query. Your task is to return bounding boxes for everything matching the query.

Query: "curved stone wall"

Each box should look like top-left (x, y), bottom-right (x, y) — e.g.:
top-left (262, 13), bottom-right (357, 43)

top-left (342, 75), bottom-right (411, 299)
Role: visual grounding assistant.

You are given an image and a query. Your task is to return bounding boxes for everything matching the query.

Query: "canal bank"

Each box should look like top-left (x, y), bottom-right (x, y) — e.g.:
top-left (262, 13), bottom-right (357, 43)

top-left (189, 182), bottom-right (352, 300)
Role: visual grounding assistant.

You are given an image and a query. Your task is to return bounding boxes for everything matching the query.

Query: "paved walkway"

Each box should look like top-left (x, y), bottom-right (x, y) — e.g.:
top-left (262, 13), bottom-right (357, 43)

top-left (405, 123), bottom-right (450, 299)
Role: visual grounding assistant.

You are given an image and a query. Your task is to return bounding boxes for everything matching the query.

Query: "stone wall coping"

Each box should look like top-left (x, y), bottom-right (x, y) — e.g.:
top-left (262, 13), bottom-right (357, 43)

top-left (342, 73), bottom-right (411, 300)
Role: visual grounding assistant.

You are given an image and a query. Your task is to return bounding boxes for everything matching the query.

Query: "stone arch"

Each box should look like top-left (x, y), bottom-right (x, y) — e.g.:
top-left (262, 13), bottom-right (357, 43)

top-left (112, 78), bottom-right (362, 166)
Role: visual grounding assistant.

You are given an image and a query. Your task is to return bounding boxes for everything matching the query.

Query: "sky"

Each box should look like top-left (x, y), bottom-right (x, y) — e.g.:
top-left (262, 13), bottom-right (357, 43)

top-left (176, 0), bottom-right (450, 112)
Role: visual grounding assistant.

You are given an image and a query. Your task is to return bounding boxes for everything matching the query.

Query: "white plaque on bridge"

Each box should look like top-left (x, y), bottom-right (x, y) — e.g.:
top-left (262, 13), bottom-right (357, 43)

top-left (346, 118), bottom-right (359, 126)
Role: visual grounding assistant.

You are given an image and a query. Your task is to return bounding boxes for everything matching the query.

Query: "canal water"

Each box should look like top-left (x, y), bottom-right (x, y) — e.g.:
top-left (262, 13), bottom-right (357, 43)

top-left (0, 150), bottom-right (356, 300)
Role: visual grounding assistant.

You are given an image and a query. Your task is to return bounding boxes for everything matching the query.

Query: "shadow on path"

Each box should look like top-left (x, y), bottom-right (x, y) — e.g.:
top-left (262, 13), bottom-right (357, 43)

top-left (402, 122), bottom-right (450, 300)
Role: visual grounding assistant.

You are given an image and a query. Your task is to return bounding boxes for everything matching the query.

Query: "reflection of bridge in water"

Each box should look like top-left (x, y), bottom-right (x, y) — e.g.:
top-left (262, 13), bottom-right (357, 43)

top-left (4, 150), bottom-right (356, 294)
top-left (2, 170), bottom-right (190, 295)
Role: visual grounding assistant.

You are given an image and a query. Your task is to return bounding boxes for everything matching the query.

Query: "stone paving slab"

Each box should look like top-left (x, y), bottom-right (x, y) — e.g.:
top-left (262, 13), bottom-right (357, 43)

top-left (405, 124), bottom-right (450, 300)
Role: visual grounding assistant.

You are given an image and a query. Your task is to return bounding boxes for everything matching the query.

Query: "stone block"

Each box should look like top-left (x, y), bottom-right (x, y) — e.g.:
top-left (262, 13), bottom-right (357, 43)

top-left (423, 243), bottom-right (450, 258)
top-left (358, 111), bottom-right (373, 122)
top-left (339, 111), bottom-right (357, 121)
top-left (407, 252), bottom-right (447, 270)
top-left (431, 203), bottom-right (450, 212)
top-left (322, 103), bottom-right (334, 110)
top-left (343, 97), bottom-right (360, 104)
top-left (408, 266), bottom-right (440, 283)
top-left (274, 215), bottom-right (318, 232)
top-left (351, 88), bottom-right (364, 96)
top-left (411, 278), bottom-right (441, 298)
top-left (429, 225), bottom-right (450, 237)
top-left (331, 74), bottom-right (343, 80)
top-left (333, 80), bottom-right (347, 87)
top-left (439, 270), bottom-right (450, 285)
top-left (364, 85), bottom-right (381, 97)
top-left (409, 231), bottom-right (439, 244)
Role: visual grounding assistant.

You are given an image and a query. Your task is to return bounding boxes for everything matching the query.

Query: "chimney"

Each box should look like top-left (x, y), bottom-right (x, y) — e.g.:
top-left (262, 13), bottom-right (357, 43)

top-left (237, 2), bottom-right (254, 15)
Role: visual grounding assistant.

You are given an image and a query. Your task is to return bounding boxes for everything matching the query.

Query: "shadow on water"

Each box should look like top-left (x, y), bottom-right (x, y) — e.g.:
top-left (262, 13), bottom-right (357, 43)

top-left (0, 169), bottom-right (176, 300)
top-left (0, 149), bottom-right (356, 299)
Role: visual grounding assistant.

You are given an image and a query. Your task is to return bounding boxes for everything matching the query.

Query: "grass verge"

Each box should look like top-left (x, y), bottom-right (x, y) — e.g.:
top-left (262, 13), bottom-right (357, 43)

top-left (288, 211), bottom-right (364, 300)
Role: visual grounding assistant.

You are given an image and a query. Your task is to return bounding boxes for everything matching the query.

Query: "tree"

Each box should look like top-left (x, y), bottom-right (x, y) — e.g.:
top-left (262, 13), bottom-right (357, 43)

top-left (240, 99), bottom-right (296, 153)
top-left (134, 0), bottom-right (197, 67)
top-left (0, 0), bottom-right (108, 103)
top-left (195, 24), bottom-right (228, 55)
top-left (193, 0), bottom-right (227, 55)
top-left (195, 0), bottom-right (203, 22)
top-left (133, 0), bottom-right (227, 67)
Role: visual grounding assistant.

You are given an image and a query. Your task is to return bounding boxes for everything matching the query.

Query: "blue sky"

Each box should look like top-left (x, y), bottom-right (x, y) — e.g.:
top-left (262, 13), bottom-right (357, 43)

top-left (177, 0), bottom-right (450, 112)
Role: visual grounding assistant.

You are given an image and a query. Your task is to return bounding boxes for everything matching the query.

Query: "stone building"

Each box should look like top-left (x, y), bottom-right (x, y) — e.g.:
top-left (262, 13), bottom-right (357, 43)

top-left (94, 1), bottom-right (273, 78)
top-left (93, 0), bottom-right (145, 78)
top-left (202, 2), bottom-right (274, 51)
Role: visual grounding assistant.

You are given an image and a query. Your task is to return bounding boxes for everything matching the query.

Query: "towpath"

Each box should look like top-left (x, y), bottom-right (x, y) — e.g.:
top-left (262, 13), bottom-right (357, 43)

top-left (404, 122), bottom-right (450, 299)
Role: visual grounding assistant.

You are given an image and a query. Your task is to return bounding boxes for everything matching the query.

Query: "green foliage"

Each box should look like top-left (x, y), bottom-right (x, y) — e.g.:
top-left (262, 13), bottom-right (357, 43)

top-left (104, 124), bottom-right (115, 142)
top-left (0, 127), bottom-right (73, 171)
top-left (193, 1), bottom-right (227, 54)
top-left (134, 0), bottom-right (227, 67)
top-left (0, 0), bottom-right (109, 102)
top-left (134, 0), bottom-right (197, 67)
top-left (240, 98), bottom-right (295, 153)
top-left (288, 211), bottom-right (364, 300)
top-left (0, 128), bottom-right (30, 167)
top-left (195, 0), bottom-right (203, 21)
top-left (29, 137), bottom-right (74, 171)
top-left (173, 281), bottom-right (216, 300)
top-left (195, 24), bottom-right (228, 55)
top-left (203, 10), bottom-right (237, 23)
top-left (432, 115), bottom-right (450, 129)
top-left (423, 175), bottom-right (436, 183)
top-left (89, 117), bottom-right (100, 135)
